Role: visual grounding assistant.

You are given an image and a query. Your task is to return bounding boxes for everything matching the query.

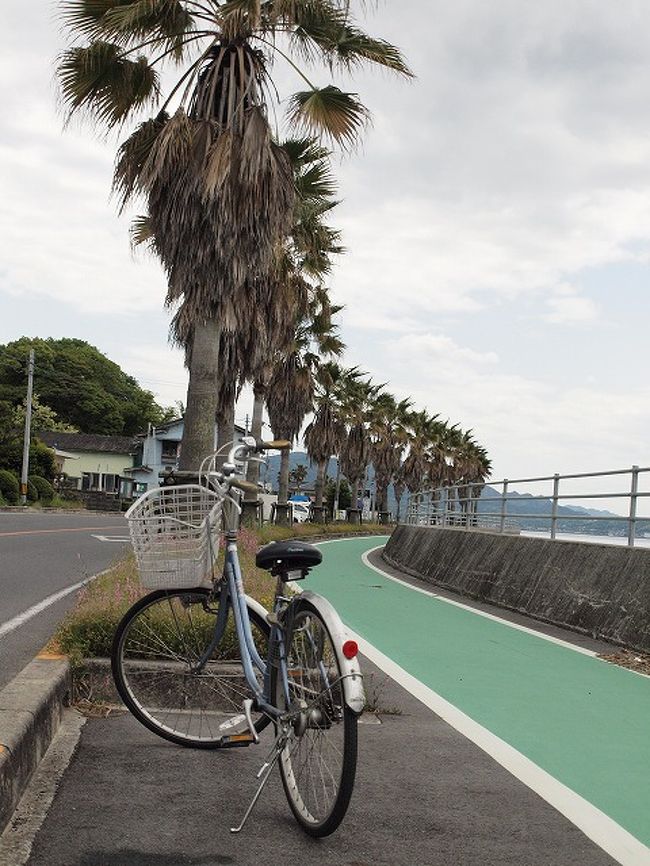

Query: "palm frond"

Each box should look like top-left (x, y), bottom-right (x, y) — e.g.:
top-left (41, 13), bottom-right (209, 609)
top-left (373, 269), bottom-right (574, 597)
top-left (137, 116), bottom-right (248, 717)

top-left (288, 86), bottom-right (369, 149)
top-left (60, 0), bottom-right (198, 56)
top-left (130, 213), bottom-right (154, 247)
top-left (58, 41), bottom-right (160, 127)
top-left (113, 112), bottom-right (168, 209)
top-left (324, 27), bottom-right (413, 76)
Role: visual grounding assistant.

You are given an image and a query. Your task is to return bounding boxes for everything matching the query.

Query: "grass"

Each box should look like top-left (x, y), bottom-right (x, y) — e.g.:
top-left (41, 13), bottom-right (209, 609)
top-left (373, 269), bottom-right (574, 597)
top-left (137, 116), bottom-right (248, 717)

top-left (51, 522), bottom-right (390, 662)
top-left (31, 494), bottom-right (85, 510)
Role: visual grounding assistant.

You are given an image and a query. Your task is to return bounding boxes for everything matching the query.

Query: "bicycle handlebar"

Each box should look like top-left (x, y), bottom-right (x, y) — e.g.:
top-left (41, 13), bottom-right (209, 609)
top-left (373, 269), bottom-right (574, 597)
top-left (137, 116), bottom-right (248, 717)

top-left (255, 439), bottom-right (291, 452)
top-left (229, 478), bottom-right (260, 495)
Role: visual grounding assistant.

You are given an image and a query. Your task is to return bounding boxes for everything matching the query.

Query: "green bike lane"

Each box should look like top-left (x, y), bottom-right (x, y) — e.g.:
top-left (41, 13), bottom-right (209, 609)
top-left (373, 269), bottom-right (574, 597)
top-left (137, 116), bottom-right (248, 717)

top-left (303, 536), bottom-right (650, 862)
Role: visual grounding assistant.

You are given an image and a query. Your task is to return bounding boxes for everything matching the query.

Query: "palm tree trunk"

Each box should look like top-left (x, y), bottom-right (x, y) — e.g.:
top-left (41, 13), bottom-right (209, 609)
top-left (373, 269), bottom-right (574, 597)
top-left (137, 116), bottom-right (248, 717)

top-left (315, 459), bottom-right (327, 508)
top-left (273, 446), bottom-right (291, 524)
top-left (346, 475), bottom-right (361, 525)
top-left (179, 318), bottom-right (220, 472)
top-left (245, 384), bottom-right (265, 487)
top-left (217, 389), bottom-right (235, 454)
top-left (278, 448), bottom-right (290, 503)
top-left (243, 383), bottom-right (265, 526)
top-left (334, 457), bottom-right (341, 513)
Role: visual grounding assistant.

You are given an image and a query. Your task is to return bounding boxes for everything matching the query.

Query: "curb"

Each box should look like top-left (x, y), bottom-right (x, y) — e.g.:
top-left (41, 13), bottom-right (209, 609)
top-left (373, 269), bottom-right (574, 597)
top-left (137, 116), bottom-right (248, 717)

top-left (0, 654), bottom-right (71, 834)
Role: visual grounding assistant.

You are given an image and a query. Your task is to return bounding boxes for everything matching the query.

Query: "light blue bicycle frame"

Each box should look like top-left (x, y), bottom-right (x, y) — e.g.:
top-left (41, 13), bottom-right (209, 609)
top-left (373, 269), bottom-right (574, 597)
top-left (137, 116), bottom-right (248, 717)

top-left (197, 532), bottom-right (291, 720)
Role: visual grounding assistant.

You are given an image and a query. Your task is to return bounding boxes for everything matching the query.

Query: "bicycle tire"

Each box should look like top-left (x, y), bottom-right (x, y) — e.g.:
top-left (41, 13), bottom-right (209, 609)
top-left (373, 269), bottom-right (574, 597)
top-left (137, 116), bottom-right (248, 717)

top-left (272, 598), bottom-right (358, 836)
top-left (111, 588), bottom-right (271, 749)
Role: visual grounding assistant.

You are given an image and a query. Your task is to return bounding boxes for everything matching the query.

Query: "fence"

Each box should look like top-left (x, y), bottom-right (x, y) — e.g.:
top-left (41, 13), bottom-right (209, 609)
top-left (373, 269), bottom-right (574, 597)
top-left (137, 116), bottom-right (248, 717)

top-left (405, 465), bottom-right (650, 547)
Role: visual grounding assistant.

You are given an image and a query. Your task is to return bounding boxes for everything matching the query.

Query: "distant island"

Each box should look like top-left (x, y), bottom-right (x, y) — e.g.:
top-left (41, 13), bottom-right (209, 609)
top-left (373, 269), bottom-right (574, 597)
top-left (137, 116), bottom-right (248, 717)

top-left (476, 486), bottom-right (643, 537)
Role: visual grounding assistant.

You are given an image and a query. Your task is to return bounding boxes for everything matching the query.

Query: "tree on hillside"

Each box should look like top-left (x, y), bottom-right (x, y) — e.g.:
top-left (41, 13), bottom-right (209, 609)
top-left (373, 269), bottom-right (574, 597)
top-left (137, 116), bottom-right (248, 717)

top-left (12, 395), bottom-right (77, 433)
top-left (58, 0), bottom-right (411, 469)
top-left (0, 338), bottom-right (175, 435)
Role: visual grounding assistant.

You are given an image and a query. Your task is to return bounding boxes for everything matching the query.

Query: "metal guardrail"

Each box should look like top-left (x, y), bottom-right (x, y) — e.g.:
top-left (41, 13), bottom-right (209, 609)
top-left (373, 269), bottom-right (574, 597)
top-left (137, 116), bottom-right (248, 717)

top-left (405, 465), bottom-right (650, 547)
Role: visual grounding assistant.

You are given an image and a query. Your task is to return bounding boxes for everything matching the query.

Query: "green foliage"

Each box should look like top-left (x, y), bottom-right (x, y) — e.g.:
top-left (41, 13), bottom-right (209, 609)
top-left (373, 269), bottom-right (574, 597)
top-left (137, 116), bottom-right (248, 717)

top-left (29, 475), bottom-right (55, 502)
top-left (13, 395), bottom-right (77, 432)
top-left (0, 470), bottom-right (19, 504)
top-left (325, 477), bottom-right (351, 513)
top-left (289, 463), bottom-right (309, 492)
top-left (0, 433), bottom-right (56, 481)
top-left (0, 337), bottom-right (172, 435)
top-left (26, 479), bottom-right (39, 502)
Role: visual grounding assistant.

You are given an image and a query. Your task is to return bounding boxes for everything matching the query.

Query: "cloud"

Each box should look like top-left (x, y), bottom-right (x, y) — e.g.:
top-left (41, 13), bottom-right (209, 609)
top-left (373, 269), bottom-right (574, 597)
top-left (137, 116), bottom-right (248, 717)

top-left (544, 284), bottom-right (599, 324)
top-left (3, 0), bottom-right (650, 491)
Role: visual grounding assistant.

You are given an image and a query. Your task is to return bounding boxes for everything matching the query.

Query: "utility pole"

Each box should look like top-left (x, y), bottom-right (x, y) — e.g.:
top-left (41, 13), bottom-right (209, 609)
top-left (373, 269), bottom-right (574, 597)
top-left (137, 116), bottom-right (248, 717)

top-left (20, 349), bottom-right (35, 505)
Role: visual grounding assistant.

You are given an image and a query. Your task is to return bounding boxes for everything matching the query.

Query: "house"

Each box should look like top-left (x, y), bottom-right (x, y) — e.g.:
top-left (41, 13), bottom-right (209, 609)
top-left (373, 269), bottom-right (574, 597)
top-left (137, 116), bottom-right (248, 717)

top-left (37, 432), bottom-right (137, 496)
top-left (125, 418), bottom-right (246, 493)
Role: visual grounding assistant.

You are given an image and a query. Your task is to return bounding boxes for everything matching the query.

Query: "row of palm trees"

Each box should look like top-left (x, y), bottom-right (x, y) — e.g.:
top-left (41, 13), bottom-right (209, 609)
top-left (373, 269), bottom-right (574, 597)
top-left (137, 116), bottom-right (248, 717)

top-left (284, 364), bottom-right (491, 524)
top-left (56, 0), bottom-right (491, 517)
top-left (57, 0), bottom-right (412, 473)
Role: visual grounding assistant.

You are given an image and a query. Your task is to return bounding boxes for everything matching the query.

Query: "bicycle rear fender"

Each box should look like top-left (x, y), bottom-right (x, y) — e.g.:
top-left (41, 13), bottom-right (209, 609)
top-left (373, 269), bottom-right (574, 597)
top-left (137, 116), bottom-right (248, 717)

top-left (298, 590), bottom-right (366, 716)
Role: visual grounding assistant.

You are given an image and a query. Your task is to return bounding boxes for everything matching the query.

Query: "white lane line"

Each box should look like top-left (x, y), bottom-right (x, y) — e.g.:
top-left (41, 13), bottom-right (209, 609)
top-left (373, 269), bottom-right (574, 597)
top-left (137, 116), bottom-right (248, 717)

top-left (312, 536), bottom-right (650, 859)
top-left (0, 569), bottom-right (109, 640)
top-left (361, 545), bottom-right (598, 657)
top-left (353, 633), bottom-right (650, 866)
top-left (91, 534), bottom-right (130, 543)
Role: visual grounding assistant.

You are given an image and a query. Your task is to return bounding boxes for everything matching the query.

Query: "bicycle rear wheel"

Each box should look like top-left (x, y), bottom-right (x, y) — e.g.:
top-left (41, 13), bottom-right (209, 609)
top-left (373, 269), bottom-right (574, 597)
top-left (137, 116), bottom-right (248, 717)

top-left (111, 588), bottom-right (270, 748)
top-left (274, 599), bottom-right (358, 837)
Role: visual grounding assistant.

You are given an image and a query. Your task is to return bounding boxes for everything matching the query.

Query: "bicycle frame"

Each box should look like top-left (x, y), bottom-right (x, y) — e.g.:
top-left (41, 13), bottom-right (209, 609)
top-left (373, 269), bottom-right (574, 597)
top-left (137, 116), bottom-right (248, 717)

top-left (198, 531), bottom-right (288, 720)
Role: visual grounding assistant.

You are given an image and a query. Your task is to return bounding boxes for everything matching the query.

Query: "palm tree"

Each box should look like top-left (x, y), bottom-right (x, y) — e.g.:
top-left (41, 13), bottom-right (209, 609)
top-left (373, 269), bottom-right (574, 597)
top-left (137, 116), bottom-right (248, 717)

top-left (370, 392), bottom-right (411, 524)
top-left (339, 377), bottom-right (380, 524)
top-left (303, 362), bottom-right (358, 521)
top-left (449, 432), bottom-right (492, 524)
top-left (266, 287), bottom-right (344, 523)
top-left (244, 138), bottom-right (342, 497)
top-left (58, 1), bottom-right (411, 470)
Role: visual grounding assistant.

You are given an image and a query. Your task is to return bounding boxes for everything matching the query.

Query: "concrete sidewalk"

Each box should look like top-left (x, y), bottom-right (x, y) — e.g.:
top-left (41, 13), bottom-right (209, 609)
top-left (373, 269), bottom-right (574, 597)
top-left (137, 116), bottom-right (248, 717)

top-left (3, 655), bottom-right (617, 866)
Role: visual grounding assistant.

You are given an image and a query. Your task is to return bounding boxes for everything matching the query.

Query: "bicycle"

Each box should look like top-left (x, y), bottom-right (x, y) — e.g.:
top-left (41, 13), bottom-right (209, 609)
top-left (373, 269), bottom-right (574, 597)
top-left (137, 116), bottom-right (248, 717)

top-left (111, 437), bottom-right (365, 837)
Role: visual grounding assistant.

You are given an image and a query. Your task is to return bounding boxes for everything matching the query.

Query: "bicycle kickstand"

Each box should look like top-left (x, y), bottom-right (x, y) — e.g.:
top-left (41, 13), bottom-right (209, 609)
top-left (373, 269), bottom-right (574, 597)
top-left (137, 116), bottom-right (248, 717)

top-left (230, 730), bottom-right (287, 834)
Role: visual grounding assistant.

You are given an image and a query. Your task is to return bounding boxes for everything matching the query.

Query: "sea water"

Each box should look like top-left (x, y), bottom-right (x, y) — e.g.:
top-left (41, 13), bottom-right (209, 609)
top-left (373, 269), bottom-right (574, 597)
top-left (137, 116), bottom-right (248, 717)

top-left (522, 530), bottom-right (650, 549)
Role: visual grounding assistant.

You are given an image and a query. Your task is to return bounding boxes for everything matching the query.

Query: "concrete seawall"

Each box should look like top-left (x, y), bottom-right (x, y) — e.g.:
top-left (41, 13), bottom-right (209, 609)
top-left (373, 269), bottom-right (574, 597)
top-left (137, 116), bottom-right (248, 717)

top-left (384, 525), bottom-right (650, 652)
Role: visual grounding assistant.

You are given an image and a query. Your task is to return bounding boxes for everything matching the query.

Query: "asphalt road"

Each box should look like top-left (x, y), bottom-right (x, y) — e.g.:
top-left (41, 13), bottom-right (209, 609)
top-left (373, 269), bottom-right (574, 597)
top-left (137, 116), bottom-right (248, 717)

top-left (0, 511), bottom-right (130, 688)
top-left (2, 533), bottom-right (647, 864)
top-left (24, 657), bottom-right (618, 866)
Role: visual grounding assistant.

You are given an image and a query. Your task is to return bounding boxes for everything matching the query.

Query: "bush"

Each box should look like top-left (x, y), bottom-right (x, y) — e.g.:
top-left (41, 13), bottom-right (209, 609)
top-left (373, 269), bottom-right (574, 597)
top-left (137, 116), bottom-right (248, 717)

top-left (26, 479), bottom-right (39, 502)
top-left (0, 470), bottom-right (19, 504)
top-left (29, 475), bottom-right (54, 502)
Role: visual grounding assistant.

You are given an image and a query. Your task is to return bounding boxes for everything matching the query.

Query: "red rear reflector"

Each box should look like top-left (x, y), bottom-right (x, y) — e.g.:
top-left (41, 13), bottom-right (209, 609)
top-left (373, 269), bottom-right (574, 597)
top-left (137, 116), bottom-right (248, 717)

top-left (342, 640), bottom-right (358, 659)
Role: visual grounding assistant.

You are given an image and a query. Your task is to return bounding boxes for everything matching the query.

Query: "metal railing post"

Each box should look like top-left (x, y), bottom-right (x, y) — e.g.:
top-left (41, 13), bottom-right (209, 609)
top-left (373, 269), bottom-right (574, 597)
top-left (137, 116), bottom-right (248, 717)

top-left (499, 480), bottom-right (508, 533)
top-left (628, 465), bottom-right (639, 547)
top-left (550, 474), bottom-right (560, 540)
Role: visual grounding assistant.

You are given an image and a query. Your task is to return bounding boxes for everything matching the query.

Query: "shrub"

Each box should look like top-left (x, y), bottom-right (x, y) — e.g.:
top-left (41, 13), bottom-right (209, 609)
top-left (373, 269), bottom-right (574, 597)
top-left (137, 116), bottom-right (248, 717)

top-left (0, 470), bottom-right (19, 504)
top-left (26, 479), bottom-right (39, 502)
top-left (29, 475), bottom-right (55, 502)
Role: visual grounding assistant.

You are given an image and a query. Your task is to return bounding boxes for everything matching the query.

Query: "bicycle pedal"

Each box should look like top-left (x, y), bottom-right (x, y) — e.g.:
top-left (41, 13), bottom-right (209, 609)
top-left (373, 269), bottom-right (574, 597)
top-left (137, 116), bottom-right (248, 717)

top-left (220, 733), bottom-right (256, 748)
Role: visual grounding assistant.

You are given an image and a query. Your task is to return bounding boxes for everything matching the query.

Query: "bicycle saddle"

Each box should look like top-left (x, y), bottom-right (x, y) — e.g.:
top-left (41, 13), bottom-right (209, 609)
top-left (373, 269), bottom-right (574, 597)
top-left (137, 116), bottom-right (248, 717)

top-left (256, 540), bottom-right (322, 578)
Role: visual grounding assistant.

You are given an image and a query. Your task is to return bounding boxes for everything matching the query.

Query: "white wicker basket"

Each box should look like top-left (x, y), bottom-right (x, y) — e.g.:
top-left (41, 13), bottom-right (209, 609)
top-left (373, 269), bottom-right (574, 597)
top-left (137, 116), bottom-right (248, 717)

top-left (125, 484), bottom-right (223, 589)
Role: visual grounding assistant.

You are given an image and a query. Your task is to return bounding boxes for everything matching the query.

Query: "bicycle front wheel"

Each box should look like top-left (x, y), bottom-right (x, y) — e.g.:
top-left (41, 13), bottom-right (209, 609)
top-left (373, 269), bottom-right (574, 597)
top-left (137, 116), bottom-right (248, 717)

top-left (111, 588), bottom-right (270, 748)
top-left (274, 599), bottom-right (358, 837)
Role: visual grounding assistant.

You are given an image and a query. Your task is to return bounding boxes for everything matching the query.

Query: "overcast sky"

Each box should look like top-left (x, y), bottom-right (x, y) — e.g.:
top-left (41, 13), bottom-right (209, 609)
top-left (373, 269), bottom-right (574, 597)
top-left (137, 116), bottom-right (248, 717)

top-left (3, 1), bottom-right (650, 504)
